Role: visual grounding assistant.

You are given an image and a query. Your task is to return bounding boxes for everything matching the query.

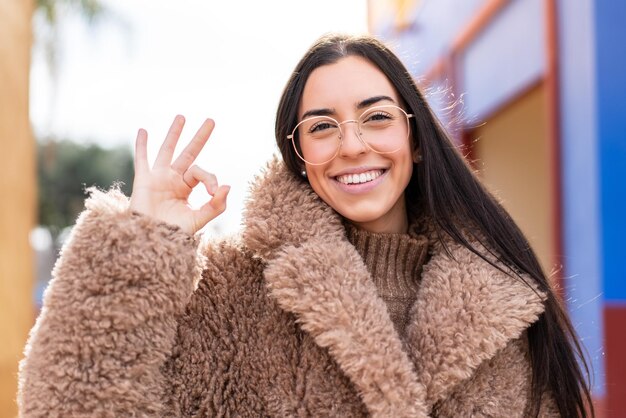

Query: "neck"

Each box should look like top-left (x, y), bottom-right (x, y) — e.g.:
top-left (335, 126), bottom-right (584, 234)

top-left (349, 197), bottom-right (409, 234)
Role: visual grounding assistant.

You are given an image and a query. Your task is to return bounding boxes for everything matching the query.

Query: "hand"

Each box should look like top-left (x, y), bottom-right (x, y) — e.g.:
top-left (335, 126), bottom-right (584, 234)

top-left (129, 115), bottom-right (230, 235)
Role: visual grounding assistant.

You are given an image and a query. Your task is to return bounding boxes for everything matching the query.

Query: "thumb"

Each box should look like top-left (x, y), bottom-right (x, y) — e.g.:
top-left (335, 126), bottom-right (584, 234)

top-left (195, 184), bottom-right (230, 227)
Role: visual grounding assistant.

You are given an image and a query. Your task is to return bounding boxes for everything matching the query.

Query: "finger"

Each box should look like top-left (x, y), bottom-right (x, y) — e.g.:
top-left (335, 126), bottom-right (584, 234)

top-left (171, 118), bottom-right (215, 175)
top-left (134, 128), bottom-right (149, 175)
top-left (183, 165), bottom-right (218, 194)
top-left (154, 115), bottom-right (185, 168)
top-left (195, 185), bottom-right (230, 225)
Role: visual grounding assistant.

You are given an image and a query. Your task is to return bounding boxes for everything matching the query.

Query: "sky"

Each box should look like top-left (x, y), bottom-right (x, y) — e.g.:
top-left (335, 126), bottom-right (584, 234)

top-left (30, 0), bottom-right (369, 236)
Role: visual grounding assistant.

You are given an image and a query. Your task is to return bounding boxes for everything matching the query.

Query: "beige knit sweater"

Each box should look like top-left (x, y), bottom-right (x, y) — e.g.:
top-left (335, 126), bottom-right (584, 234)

top-left (345, 223), bottom-right (429, 339)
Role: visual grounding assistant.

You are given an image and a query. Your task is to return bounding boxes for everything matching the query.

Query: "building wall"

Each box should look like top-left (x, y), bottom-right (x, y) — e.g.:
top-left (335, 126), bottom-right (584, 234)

top-left (461, 0), bottom-right (545, 120)
top-left (368, 0), bottom-right (484, 76)
top-left (557, 0), bottom-right (626, 413)
top-left (556, 0), bottom-right (605, 401)
top-left (371, 0), bottom-right (626, 414)
top-left (472, 82), bottom-right (556, 274)
top-left (594, 0), bottom-right (626, 414)
top-left (0, 0), bottom-right (36, 416)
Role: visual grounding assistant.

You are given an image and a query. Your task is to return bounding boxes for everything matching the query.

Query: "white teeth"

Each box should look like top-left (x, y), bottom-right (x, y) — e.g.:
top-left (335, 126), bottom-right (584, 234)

top-left (336, 170), bottom-right (384, 185)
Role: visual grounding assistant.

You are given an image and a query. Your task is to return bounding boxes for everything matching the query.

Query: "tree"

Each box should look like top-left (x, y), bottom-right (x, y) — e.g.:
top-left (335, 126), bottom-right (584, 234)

top-left (0, 1), bottom-right (103, 416)
top-left (37, 139), bottom-right (134, 236)
top-left (0, 2), bottom-right (38, 416)
top-left (36, 0), bottom-right (103, 22)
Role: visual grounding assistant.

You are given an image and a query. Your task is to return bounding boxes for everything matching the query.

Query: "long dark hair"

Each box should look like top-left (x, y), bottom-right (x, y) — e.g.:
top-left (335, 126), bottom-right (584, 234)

top-left (275, 34), bottom-right (593, 418)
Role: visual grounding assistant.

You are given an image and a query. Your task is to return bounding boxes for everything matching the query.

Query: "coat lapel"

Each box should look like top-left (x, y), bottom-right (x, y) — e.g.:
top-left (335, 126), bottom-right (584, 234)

top-left (404, 238), bottom-right (546, 406)
top-left (242, 158), bottom-right (546, 416)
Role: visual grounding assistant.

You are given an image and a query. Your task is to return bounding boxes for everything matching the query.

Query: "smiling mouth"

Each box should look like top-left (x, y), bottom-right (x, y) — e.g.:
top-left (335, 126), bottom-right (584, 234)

top-left (335, 169), bottom-right (386, 185)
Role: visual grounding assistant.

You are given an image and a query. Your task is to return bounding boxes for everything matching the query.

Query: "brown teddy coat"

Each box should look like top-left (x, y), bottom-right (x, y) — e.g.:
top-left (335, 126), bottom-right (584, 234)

top-left (18, 159), bottom-right (556, 417)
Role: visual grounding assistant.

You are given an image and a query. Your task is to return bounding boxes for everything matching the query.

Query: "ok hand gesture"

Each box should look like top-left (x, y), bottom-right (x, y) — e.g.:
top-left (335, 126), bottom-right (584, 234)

top-left (129, 115), bottom-right (230, 235)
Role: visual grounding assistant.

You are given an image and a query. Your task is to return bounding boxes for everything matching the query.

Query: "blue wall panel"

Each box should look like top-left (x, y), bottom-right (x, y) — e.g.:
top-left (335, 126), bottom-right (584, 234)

top-left (558, 0), bottom-right (605, 396)
top-left (595, 0), bottom-right (626, 302)
top-left (461, 0), bottom-right (545, 120)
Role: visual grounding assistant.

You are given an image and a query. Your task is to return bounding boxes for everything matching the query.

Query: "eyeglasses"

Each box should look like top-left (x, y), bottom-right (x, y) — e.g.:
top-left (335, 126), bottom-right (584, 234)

top-left (288, 104), bottom-right (414, 165)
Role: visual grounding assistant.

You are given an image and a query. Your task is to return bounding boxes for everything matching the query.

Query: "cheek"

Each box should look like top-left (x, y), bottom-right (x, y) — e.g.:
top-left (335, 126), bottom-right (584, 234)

top-left (306, 168), bottom-right (343, 211)
top-left (305, 166), bottom-right (328, 194)
top-left (392, 148), bottom-right (415, 191)
top-left (301, 144), bottom-right (332, 164)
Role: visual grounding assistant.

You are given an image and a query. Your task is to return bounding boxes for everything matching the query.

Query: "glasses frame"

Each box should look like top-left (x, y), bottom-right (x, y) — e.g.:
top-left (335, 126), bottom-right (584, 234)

top-left (287, 104), bottom-right (415, 166)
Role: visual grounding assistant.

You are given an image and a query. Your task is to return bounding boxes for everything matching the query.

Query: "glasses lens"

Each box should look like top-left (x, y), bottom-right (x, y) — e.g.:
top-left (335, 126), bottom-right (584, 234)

top-left (292, 116), bottom-right (341, 165)
top-left (358, 105), bottom-right (410, 154)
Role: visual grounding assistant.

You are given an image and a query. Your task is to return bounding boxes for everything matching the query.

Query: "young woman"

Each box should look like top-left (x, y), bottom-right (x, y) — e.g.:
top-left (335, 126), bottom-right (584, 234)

top-left (19, 34), bottom-right (593, 417)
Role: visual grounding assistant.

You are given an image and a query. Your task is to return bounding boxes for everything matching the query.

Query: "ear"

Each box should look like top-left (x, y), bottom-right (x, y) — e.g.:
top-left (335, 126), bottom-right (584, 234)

top-left (412, 148), bottom-right (422, 163)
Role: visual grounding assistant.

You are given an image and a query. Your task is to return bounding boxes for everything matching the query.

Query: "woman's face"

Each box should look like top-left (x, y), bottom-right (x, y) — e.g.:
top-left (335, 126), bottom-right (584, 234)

top-left (298, 56), bottom-right (415, 234)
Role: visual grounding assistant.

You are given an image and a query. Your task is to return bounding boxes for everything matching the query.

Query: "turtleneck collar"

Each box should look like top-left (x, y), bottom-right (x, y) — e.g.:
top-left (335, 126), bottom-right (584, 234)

top-left (343, 221), bottom-right (430, 298)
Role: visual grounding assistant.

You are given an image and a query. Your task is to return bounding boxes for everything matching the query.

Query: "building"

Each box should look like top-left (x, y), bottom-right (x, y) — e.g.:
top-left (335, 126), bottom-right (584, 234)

top-left (369, 0), bottom-right (626, 415)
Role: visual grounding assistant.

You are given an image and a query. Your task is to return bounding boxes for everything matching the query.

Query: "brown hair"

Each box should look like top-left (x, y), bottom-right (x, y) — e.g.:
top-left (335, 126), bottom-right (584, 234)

top-left (275, 33), bottom-right (594, 418)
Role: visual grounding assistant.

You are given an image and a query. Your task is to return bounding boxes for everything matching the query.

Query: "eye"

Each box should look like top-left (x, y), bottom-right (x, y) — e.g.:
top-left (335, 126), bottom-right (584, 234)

top-left (362, 111), bottom-right (395, 124)
top-left (308, 120), bottom-right (338, 133)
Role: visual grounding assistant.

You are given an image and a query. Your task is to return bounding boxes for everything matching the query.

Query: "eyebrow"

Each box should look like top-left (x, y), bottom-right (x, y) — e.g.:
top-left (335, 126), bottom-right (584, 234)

top-left (300, 95), bottom-right (397, 120)
top-left (357, 95), bottom-right (396, 109)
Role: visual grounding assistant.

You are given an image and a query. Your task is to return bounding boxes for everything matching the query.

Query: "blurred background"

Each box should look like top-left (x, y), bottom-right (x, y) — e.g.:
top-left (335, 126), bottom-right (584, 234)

top-left (1, 0), bottom-right (624, 416)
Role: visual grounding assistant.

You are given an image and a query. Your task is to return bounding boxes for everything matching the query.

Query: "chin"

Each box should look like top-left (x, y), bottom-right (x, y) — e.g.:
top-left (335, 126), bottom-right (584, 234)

top-left (337, 207), bottom-right (387, 224)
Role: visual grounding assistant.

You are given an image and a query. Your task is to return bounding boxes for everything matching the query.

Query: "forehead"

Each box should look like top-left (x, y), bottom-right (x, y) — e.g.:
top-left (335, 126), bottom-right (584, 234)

top-left (299, 56), bottom-right (399, 118)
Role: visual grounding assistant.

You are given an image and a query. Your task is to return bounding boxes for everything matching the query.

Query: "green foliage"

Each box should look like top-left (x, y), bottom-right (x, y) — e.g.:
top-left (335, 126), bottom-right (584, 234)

top-left (34, 0), bottom-right (107, 83)
top-left (36, 0), bottom-right (104, 25)
top-left (37, 139), bottom-right (133, 233)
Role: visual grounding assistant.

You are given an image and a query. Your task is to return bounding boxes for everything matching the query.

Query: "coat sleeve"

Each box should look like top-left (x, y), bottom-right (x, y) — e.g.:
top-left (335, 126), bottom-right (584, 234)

top-left (159, 240), bottom-right (269, 417)
top-left (18, 189), bottom-right (204, 417)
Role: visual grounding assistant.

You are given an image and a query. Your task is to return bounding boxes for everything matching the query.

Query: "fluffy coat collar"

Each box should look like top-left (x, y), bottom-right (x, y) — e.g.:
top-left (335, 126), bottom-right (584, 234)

top-left (242, 158), bottom-right (546, 417)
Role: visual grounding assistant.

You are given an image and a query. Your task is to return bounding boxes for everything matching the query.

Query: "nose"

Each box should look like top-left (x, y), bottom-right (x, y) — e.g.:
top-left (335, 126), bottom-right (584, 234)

top-left (338, 120), bottom-right (368, 158)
